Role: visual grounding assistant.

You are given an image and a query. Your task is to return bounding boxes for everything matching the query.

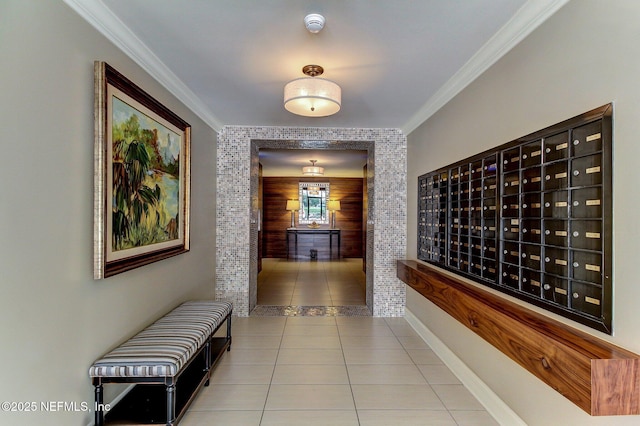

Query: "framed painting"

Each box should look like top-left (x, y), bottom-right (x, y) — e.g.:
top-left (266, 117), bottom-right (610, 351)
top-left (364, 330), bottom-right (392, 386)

top-left (94, 62), bottom-right (191, 278)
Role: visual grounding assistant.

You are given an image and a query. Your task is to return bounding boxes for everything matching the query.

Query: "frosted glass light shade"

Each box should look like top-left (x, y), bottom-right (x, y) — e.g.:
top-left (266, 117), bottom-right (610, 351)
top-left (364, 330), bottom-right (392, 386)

top-left (302, 166), bottom-right (324, 176)
top-left (284, 77), bottom-right (341, 117)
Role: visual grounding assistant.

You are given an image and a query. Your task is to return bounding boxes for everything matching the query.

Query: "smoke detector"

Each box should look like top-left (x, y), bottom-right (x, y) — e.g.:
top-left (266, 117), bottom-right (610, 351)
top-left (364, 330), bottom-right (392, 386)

top-left (304, 13), bottom-right (325, 33)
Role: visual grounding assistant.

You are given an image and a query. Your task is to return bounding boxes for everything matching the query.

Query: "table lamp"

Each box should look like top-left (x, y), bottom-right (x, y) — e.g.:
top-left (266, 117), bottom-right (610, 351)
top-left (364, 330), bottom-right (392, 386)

top-left (286, 200), bottom-right (300, 228)
top-left (327, 200), bottom-right (341, 229)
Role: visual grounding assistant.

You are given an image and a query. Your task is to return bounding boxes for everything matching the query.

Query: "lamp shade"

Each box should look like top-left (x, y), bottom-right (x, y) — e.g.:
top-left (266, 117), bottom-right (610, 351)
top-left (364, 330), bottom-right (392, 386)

top-left (327, 200), bottom-right (341, 211)
top-left (302, 165), bottom-right (324, 176)
top-left (286, 200), bottom-right (300, 211)
top-left (302, 160), bottom-right (324, 176)
top-left (284, 77), bottom-right (341, 117)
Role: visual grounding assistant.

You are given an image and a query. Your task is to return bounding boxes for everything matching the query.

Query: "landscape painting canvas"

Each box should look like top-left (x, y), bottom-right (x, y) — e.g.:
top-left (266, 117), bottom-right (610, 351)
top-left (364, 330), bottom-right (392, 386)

top-left (94, 62), bottom-right (190, 278)
top-left (108, 92), bottom-right (183, 257)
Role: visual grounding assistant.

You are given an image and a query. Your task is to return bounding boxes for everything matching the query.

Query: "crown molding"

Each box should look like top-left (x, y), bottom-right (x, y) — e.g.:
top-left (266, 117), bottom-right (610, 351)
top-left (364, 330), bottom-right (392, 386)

top-left (63, 0), bottom-right (223, 131)
top-left (402, 0), bottom-right (570, 135)
top-left (64, 0), bottom-right (568, 135)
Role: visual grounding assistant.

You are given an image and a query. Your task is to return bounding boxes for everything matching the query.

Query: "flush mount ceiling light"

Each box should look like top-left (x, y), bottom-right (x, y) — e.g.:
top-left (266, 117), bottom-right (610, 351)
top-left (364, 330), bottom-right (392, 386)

top-left (302, 160), bottom-right (324, 176)
top-left (284, 65), bottom-right (341, 117)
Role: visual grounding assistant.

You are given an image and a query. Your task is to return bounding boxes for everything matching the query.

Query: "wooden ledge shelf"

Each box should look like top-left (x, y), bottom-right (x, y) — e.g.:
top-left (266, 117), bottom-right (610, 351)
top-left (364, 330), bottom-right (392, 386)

top-left (397, 260), bottom-right (640, 416)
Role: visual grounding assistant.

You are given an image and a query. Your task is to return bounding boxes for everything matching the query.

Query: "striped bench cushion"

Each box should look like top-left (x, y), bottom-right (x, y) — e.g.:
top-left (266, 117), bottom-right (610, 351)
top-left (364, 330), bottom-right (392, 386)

top-left (89, 301), bottom-right (232, 379)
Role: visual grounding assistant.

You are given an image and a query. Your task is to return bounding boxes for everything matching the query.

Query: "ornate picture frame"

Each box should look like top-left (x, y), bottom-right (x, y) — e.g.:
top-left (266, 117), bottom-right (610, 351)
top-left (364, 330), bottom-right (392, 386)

top-left (94, 62), bottom-right (191, 278)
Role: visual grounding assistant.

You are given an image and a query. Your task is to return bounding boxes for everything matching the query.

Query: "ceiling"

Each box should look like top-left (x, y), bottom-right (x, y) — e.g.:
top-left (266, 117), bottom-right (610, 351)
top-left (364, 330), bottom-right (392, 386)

top-left (65, 0), bottom-right (566, 174)
top-left (260, 149), bottom-right (368, 178)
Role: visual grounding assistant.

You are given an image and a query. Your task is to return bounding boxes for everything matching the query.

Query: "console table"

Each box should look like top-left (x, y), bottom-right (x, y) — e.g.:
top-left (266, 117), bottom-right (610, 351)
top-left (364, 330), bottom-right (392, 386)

top-left (286, 228), bottom-right (341, 260)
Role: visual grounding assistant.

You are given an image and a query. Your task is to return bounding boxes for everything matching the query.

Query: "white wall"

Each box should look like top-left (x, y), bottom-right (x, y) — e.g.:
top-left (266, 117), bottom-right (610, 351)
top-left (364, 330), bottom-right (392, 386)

top-left (407, 1), bottom-right (640, 424)
top-left (0, 1), bottom-right (217, 425)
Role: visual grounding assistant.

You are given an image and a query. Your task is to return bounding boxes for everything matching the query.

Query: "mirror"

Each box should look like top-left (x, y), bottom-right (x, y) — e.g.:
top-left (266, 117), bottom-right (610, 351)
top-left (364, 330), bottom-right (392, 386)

top-left (299, 182), bottom-right (330, 225)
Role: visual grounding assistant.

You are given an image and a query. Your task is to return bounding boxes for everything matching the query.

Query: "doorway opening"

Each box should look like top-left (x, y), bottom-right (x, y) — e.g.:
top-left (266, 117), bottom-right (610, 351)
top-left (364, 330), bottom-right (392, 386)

top-left (250, 141), bottom-right (374, 316)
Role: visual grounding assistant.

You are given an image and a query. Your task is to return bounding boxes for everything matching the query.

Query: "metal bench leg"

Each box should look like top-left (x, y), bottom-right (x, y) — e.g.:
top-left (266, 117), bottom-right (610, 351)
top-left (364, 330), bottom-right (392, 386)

top-left (204, 340), bottom-right (212, 386)
top-left (94, 384), bottom-right (104, 426)
top-left (226, 312), bottom-right (232, 351)
top-left (166, 383), bottom-right (176, 426)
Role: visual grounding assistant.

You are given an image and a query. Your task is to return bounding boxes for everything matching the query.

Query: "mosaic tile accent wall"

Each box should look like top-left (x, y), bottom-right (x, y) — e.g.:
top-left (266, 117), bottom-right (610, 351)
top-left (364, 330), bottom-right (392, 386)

top-left (216, 126), bottom-right (406, 317)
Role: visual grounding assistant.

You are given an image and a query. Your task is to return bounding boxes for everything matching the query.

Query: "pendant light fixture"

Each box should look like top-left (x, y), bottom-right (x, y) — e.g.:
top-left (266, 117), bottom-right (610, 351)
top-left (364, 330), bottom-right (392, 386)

top-left (302, 160), bottom-right (324, 176)
top-left (284, 65), bottom-right (341, 117)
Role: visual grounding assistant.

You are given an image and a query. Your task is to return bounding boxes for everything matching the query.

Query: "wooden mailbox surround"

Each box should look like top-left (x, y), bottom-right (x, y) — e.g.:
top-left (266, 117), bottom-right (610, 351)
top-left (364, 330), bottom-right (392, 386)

top-left (397, 260), bottom-right (640, 416)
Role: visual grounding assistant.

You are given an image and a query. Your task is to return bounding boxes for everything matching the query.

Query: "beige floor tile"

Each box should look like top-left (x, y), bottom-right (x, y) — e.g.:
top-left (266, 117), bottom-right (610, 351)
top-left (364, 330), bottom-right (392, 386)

top-left (272, 364), bottom-right (349, 384)
top-left (276, 348), bottom-right (346, 365)
top-left (263, 276), bottom-right (298, 283)
top-left (231, 317), bottom-right (286, 335)
top-left (257, 258), bottom-right (366, 308)
top-left (291, 289), bottom-right (331, 300)
top-left (327, 280), bottom-right (361, 286)
top-left (189, 384), bottom-right (269, 411)
top-left (432, 384), bottom-right (486, 410)
top-left (180, 410), bottom-right (262, 425)
top-left (335, 316), bottom-right (388, 326)
top-left (265, 384), bottom-right (355, 410)
top-left (260, 410), bottom-right (359, 426)
top-left (352, 384), bottom-right (446, 410)
top-left (327, 283), bottom-right (362, 290)
top-left (259, 281), bottom-right (297, 289)
top-left (449, 410), bottom-right (500, 426)
top-left (347, 364), bottom-right (427, 384)
top-left (232, 335), bottom-right (282, 349)
top-left (406, 348), bottom-right (445, 365)
top-left (343, 348), bottom-right (414, 365)
top-left (357, 409), bottom-right (457, 426)
top-left (256, 291), bottom-right (292, 300)
top-left (258, 295), bottom-right (293, 305)
top-left (296, 275), bottom-right (326, 282)
top-left (290, 296), bottom-right (334, 305)
top-left (431, 385), bottom-right (484, 410)
top-left (258, 283), bottom-right (294, 290)
top-left (280, 334), bottom-right (342, 349)
top-left (382, 317), bottom-right (409, 326)
top-left (329, 282), bottom-right (363, 289)
top-left (332, 301), bottom-right (367, 307)
top-left (293, 288), bottom-right (331, 296)
top-left (257, 283), bottom-right (295, 291)
top-left (210, 364), bottom-right (275, 384)
top-left (332, 299), bottom-right (367, 306)
top-left (419, 364), bottom-right (461, 384)
top-left (219, 349), bottom-right (279, 365)
top-left (337, 324), bottom-right (395, 336)
top-left (283, 324), bottom-right (339, 336)
top-left (340, 334), bottom-right (403, 349)
top-left (285, 316), bottom-right (337, 325)
top-left (398, 334), bottom-right (431, 349)
top-left (386, 322), bottom-right (421, 336)
top-left (337, 275), bottom-right (363, 285)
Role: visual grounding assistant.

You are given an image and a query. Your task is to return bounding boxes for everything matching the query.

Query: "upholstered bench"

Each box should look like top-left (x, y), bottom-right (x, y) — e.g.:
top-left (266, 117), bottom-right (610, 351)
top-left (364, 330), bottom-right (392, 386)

top-left (90, 300), bottom-right (232, 426)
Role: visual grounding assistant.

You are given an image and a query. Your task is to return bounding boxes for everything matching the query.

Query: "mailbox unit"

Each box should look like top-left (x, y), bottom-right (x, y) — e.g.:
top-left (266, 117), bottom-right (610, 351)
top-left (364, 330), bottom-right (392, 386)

top-left (418, 104), bottom-right (612, 333)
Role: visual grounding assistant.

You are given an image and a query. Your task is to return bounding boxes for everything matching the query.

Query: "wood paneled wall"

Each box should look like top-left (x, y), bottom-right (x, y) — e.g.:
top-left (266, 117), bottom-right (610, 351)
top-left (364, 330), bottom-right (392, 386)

top-left (398, 260), bottom-right (640, 416)
top-left (262, 177), bottom-right (364, 258)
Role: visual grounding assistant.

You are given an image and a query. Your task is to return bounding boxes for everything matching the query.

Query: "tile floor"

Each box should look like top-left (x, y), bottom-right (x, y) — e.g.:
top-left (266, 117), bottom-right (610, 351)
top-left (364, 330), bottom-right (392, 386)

top-left (181, 259), bottom-right (499, 425)
top-left (256, 258), bottom-right (367, 307)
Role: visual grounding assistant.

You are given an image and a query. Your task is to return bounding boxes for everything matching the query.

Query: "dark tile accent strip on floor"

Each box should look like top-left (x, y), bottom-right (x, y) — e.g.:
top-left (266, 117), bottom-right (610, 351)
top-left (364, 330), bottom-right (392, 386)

top-left (250, 305), bottom-right (372, 317)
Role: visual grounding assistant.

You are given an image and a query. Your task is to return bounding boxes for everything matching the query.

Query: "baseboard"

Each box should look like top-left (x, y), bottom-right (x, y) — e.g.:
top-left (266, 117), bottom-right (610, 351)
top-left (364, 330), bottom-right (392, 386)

top-left (405, 308), bottom-right (526, 426)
